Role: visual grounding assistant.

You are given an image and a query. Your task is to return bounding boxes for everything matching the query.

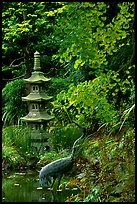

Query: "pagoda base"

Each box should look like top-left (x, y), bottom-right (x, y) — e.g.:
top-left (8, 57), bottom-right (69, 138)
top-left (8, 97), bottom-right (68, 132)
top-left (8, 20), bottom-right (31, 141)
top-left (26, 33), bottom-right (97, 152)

top-left (30, 130), bottom-right (50, 153)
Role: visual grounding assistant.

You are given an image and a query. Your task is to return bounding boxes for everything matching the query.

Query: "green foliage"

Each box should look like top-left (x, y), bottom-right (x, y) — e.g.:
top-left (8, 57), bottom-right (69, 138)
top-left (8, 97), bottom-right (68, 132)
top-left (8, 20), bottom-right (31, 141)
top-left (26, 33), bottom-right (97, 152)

top-left (51, 2), bottom-right (134, 75)
top-left (2, 2), bottom-right (134, 81)
top-left (52, 68), bottom-right (134, 130)
top-left (53, 73), bottom-right (116, 127)
top-left (67, 127), bottom-right (135, 202)
top-left (2, 2), bottom-right (135, 201)
top-left (49, 124), bottom-right (83, 152)
top-left (2, 126), bottom-right (31, 155)
top-left (47, 77), bottom-right (71, 99)
top-left (2, 125), bottom-right (29, 169)
top-left (2, 79), bottom-right (27, 126)
top-left (2, 125), bottom-right (39, 170)
top-left (2, 145), bottom-right (24, 169)
top-left (2, 2), bottom-right (63, 64)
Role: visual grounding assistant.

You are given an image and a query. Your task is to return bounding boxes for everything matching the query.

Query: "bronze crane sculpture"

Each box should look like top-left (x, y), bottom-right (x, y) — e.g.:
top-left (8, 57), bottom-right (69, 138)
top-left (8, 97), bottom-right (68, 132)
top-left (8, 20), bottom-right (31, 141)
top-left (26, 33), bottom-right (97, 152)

top-left (39, 121), bottom-right (86, 190)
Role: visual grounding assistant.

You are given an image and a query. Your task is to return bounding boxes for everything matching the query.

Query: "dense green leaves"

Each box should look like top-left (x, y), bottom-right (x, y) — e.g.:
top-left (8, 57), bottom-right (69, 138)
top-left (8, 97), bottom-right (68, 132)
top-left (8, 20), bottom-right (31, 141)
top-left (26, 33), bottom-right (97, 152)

top-left (2, 79), bottom-right (27, 125)
top-left (2, 2), bottom-right (135, 202)
top-left (2, 2), bottom-right (63, 70)
top-left (51, 2), bottom-right (134, 75)
top-left (2, 2), bottom-right (135, 80)
top-left (53, 68), bottom-right (134, 129)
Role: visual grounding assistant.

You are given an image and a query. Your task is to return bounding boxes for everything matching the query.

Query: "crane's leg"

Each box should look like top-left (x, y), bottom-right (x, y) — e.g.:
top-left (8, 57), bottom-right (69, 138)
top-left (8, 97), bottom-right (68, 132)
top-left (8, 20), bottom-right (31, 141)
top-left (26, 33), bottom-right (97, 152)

top-left (57, 174), bottom-right (63, 190)
top-left (51, 176), bottom-right (56, 188)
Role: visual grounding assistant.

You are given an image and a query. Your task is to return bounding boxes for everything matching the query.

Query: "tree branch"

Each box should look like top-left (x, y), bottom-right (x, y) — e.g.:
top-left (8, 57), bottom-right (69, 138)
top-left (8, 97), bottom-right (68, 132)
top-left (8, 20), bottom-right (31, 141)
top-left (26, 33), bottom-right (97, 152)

top-left (9, 57), bottom-right (24, 69)
top-left (2, 74), bottom-right (25, 81)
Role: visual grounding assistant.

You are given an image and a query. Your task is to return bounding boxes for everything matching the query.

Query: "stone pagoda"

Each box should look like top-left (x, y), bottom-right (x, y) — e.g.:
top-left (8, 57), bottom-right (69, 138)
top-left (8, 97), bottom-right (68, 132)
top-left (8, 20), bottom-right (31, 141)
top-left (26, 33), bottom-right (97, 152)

top-left (21, 51), bottom-right (54, 153)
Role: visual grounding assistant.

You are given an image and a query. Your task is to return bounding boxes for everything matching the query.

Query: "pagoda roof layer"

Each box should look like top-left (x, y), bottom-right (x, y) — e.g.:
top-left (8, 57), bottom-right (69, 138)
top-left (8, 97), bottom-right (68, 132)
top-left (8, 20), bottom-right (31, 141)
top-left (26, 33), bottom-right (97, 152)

top-left (21, 111), bottom-right (54, 122)
top-left (24, 71), bottom-right (51, 83)
top-left (22, 93), bottom-right (52, 102)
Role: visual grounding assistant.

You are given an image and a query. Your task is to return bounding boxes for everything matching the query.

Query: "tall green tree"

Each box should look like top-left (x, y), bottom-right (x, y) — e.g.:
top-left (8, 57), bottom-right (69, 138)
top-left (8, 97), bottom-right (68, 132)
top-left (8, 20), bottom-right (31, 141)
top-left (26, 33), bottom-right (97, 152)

top-left (2, 2), bottom-right (135, 126)
top-left (2, 2), bottom-right (63, 79)
top-left (2, 2), bottom-right (64, 125)
top-left (50, 2), bottom-right (134, 77)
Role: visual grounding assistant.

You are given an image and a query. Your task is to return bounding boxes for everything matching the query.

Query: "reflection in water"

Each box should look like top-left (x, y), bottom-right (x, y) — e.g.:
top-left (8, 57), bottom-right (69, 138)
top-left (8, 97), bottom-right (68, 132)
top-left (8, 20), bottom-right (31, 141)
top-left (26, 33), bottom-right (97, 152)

top-left (2, 170), bottom-right (80, 202)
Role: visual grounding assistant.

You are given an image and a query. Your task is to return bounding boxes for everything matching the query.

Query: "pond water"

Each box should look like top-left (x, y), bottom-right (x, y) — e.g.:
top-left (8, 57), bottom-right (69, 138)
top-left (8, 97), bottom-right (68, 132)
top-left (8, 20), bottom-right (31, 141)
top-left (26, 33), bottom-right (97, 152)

top-left (2, 170), bottom-right (80, 202)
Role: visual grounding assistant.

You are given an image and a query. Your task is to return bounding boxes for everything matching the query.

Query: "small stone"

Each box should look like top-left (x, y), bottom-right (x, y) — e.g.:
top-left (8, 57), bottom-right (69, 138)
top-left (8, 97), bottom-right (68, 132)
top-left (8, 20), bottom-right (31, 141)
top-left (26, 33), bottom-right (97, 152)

top-left (72, 187), bottom-right (78, 190)
top-left (57, 189), bottom-right (62, 192)
top-left (37, 187), bottom-right (43, 190)
top-left (14, 183), bottom-right (20, 186)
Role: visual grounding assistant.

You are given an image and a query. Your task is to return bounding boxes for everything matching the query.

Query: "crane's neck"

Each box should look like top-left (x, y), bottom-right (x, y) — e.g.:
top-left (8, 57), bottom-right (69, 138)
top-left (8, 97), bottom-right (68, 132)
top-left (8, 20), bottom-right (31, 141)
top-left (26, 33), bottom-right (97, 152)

top-left (71, 132), bottom-right (85, 158)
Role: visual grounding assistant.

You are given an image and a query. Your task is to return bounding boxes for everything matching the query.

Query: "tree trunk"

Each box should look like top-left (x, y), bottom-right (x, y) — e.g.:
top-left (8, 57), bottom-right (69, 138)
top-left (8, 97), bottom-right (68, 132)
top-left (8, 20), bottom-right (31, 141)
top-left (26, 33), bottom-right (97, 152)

top-left (22, 7), bottom-right (31, 96)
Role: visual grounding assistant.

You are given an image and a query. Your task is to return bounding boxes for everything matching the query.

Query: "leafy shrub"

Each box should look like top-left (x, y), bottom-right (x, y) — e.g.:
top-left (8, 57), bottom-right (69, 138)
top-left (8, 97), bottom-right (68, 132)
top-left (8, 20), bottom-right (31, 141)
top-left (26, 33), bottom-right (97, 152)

top-left (2, 125), bottom-right (40, 170)
top-left (2, 125), bottom-right (31, 155)
top-left (2, 79), bottom-right (27, 126)
top-left (49, 124), bottom-right (83, 153)
top-left (47, 77), bottom-right (72, 99)
top-left (66, 127), bottom-right (135, 202)
top-left (53, 72), bottom-right (118, 128)
top-left (2, 144), bottom-right (25, 169)
top-left (52, 69), bottom-right (135, 131)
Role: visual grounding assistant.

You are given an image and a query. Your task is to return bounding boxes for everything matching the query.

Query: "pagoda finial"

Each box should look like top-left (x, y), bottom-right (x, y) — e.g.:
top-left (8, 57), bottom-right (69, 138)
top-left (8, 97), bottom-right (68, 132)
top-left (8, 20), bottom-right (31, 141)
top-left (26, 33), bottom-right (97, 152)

top-left (34, 51), bottom-right (41, 71)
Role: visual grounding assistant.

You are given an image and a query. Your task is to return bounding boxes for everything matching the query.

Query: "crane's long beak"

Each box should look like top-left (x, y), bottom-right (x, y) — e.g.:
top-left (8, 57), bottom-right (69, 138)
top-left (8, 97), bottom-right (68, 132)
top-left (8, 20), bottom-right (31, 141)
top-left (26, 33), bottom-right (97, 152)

top-left (72, 120), bottom-right (86, 133)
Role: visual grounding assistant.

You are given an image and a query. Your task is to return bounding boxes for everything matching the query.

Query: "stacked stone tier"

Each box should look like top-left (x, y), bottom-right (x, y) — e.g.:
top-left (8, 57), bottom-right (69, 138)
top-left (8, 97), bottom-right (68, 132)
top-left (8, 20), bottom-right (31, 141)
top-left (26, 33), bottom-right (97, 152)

top-left (24, 71), bottom-right (51, 83)
top-left (21, 111), bottom-right (54, 122)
